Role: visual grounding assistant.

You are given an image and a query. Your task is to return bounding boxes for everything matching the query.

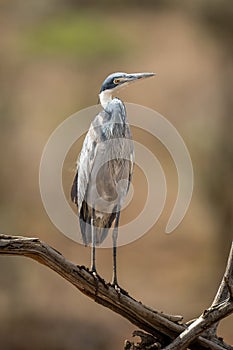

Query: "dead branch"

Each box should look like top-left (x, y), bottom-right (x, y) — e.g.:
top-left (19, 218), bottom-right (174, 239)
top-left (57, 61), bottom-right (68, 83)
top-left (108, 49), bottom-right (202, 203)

top-left (0, 234), bottom-right (232, 350)
top-left (162, 242), bottom-right (233, 350)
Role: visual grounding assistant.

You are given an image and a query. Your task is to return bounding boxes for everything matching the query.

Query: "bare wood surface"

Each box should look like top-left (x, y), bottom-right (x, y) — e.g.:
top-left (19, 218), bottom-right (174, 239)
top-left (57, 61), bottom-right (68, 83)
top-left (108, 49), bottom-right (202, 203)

top-left (212, 243), bottom-right (233, 306)
top-left (0, 234), bottom-right (232, 350)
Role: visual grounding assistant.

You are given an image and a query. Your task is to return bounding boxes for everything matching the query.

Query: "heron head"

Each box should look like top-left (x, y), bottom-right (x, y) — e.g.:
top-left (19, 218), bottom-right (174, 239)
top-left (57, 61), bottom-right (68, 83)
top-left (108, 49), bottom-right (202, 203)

top-left (99, 72), bottom-right (156, 93)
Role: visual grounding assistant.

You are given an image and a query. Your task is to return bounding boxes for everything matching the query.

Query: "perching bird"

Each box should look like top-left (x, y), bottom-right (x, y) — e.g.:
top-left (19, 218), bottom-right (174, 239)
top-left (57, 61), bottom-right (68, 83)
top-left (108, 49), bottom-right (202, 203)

top-left (71, 72), bottom-right (155, 287)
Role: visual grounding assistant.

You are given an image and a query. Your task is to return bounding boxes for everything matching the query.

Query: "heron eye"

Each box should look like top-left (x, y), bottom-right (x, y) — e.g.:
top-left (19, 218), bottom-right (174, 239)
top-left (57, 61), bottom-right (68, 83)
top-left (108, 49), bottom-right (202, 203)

top-left (114, 79), bottom-right (121, 84)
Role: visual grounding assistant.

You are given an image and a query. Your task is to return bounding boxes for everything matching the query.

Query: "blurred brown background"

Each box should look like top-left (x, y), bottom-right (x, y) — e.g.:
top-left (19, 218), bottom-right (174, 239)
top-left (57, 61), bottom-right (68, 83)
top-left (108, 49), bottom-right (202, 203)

top-left (0, 1), bottom-right (232, 349)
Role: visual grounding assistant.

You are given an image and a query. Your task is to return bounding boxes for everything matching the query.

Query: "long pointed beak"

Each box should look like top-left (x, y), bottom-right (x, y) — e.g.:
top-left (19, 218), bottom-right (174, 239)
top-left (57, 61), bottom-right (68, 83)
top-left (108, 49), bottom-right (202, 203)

top-left (126, 72), bottom-right (156, 81)
top-left (121, 72), bottom-right (156, 85)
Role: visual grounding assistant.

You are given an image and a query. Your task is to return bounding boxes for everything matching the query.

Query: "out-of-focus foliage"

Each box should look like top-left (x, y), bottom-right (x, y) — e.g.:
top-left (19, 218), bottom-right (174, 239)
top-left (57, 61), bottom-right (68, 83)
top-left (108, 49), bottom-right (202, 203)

top-left (22, 13), bottom-right (130, 59)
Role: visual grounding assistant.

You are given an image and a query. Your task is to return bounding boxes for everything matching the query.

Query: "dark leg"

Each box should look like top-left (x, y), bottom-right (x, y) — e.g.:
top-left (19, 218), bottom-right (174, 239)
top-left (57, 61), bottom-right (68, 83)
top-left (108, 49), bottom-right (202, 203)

top-left (91, 208), bottom-right (96, 273)
top-left (112, 209), bottom-right (120, 286)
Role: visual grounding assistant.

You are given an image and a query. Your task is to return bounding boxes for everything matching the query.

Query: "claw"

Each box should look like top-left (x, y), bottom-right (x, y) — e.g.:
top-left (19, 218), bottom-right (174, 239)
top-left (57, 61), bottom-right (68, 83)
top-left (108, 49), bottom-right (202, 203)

top-left (113, 282), bottom-right (121, 294)
top-left (90, 268), bottom-right (99, 298)
top-left (111, 281), bottom-right (128, 296)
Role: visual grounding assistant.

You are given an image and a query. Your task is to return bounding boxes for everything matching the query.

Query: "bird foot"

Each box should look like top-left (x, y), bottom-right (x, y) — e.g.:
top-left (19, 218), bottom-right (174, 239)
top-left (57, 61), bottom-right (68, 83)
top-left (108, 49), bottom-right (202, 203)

top-left (113, 283), bottom-right (121, 294)
top-left (111, 281), bottom-right (129, 296)
top-left (90, 268), bottom-right (99, 297)
top-left (91, 268), bottom-right (97, 277)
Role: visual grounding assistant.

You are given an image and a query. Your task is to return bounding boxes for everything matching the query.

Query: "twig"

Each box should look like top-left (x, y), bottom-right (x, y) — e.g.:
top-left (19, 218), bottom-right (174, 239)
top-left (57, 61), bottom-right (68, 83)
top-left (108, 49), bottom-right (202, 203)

top-left (212, 242), bottom-right (233, 306)
top-left (205, 242), bottom-right (233, 338)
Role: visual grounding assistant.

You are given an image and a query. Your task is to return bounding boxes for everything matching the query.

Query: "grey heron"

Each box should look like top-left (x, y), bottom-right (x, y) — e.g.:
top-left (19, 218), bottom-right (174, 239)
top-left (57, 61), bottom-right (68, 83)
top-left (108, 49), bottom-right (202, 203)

top-left (71, 72), bottom-right (155, 287)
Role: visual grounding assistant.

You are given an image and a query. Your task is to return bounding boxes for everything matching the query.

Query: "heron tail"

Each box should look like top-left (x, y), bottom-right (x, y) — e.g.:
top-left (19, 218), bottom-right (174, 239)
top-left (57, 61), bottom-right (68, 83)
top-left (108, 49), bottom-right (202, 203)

top-left (79, 219), bottom-right (110, 246)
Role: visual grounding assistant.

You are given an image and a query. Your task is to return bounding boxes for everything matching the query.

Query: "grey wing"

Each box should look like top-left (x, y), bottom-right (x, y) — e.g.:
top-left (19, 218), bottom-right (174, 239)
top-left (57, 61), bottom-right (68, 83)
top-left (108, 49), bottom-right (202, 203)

top-left (71, 171), bottom-right (78, 204)
top-left (71, 124), bottom-right (97, 212)
top-left (71, 111), bottom-right (113, 245)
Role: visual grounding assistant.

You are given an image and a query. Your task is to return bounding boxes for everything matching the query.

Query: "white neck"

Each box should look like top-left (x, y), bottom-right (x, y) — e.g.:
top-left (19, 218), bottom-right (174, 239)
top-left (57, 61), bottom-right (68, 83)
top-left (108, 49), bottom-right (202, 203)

top-left (99, 89), bottom-right (113, 109)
